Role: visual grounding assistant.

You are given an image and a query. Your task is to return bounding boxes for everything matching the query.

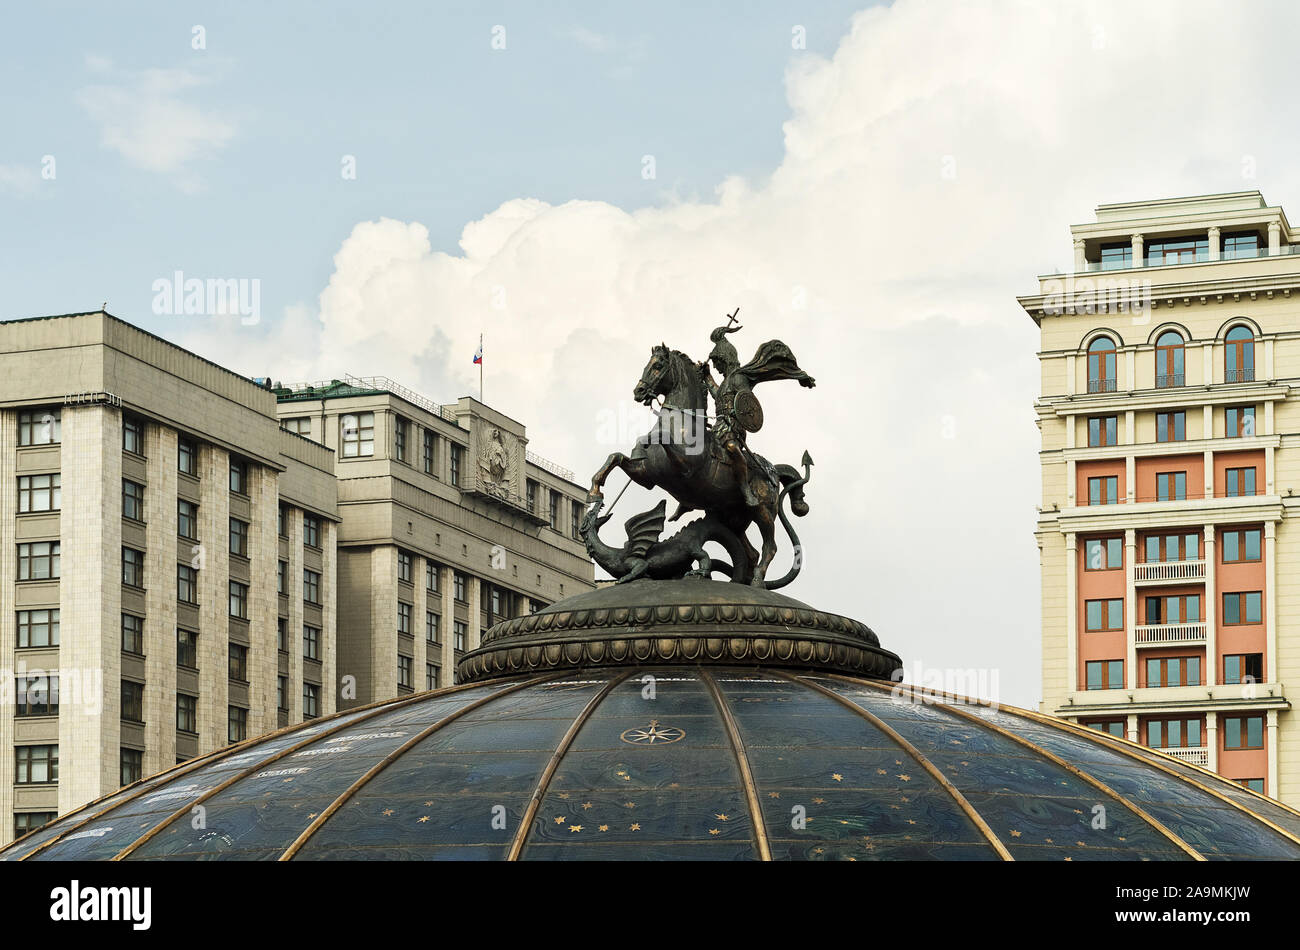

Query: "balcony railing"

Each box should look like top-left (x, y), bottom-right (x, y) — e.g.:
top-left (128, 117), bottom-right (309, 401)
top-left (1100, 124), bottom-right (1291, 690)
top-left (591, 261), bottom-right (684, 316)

top-left (1225, 367), bottom-right (1256, 383)
top-left (1155, 373), bottom-right (1184, 389)
top-left (1135, 622), bottom-right (1207, 645)
top-left (1087, 377), bottom-right (1117, 394)
top-left (1134, 559), bottom-right (1206, 583)
top-left (1079, 243), bottom-right (1300, 272)
top-left (1158, 746), bottom-right (1209, 767)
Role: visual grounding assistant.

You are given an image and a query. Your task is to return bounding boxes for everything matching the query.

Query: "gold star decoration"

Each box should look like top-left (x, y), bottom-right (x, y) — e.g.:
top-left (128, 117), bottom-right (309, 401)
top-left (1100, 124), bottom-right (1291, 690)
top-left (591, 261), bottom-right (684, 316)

top-left (669, 782), bottom-right (680, 788)
top-left (306, 813), bottom-right (318, 820)
top-left (423, 801), bottom-right (434, 807)
top-left (630, 823), bottom-right (641, 831)
top-left (715, 814), bottom-right (730, 821)
top-left (813, 847), bottom-right (824, 854)
top-left (812, 797), bottom-right (826, 805)
top-left (847, 856), bottom-right (857, 862)
top-left (1045, 838), bottom-right (1054, 844)
top-left (569, 825), bottom-right (582, 833)
top-left (832, 773), bottom-right (843, 782)
top-left (1009, 830), bottom-right (1022, 838)
top-left (418, 816), bottom-right (430, 823)
top-left (709, 829), bottom-right (720, 836)
top-left (381, 809), bottom-right (394, 816)
top-left (1076, 841), bottom-right (1086, 847)
top-left (767, 792), bottom-right (780, 799)
top-left (558, 793), bottom-right (570, 800)
top-left (876, 769), bottom-right (887, 775)
top-left (906, 819), bottom-right (916, 826)
top-left (582, 802), bottom-right (593, 810)
top-left (282, 777), bottom-right (295, 783)
top-left (1064, 856), bottom-right (1072, 862)
top-left (553, 816), bottom-right (566, 825)
top-left (598, 825), bottom-right (609, 832)
top-left (624, 801), bottom-right (636, 809)
top-left (897, 774), bottom-right (911, 782)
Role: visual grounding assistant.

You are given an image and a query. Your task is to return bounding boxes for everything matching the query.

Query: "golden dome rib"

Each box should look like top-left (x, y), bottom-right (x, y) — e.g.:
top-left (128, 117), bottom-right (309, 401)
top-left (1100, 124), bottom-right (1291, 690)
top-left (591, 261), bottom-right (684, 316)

top-left (700, 670), bottom-right (773, 862)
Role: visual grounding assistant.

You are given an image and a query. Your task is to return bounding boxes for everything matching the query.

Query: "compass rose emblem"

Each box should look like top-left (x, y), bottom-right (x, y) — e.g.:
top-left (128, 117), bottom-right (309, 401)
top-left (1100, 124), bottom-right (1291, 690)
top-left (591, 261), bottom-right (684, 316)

top-left (619, 719), bottom-right (685, 745)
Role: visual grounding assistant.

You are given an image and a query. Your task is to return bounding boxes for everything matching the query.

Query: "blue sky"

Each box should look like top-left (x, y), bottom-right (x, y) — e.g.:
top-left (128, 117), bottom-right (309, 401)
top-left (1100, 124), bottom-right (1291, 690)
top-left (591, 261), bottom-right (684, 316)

top-left (1, 0), bottom-right (872, 326)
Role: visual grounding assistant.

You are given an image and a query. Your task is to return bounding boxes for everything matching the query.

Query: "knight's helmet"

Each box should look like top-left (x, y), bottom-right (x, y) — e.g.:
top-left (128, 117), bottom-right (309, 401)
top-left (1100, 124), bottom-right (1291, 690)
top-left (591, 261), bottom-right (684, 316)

top-left (708, 324), bottom-right (742, 371)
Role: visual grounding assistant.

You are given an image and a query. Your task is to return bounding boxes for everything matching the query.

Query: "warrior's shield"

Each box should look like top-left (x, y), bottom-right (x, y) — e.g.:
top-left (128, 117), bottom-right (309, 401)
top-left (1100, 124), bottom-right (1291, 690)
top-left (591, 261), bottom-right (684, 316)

top-left (735, 390), bottom-right (764, 432)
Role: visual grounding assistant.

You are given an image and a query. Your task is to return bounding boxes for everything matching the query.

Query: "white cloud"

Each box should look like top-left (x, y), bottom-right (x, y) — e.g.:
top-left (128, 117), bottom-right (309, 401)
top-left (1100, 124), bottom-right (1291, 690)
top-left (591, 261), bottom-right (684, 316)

top-left (77, 63), bottom-right (235, 185)
top-left (182, 0), bottom-right (1300, 707)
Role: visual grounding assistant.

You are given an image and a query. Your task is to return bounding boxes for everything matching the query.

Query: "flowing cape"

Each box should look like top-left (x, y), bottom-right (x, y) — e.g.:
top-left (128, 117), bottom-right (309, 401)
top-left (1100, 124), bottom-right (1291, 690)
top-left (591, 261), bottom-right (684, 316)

top-left (738, 340), bottom-right (816, 388)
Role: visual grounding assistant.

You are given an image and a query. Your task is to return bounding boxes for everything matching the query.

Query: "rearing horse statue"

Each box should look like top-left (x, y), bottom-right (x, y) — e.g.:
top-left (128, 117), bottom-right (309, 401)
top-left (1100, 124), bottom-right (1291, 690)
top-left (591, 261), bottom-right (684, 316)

top-left (589, 343), bottom-right (811, 587)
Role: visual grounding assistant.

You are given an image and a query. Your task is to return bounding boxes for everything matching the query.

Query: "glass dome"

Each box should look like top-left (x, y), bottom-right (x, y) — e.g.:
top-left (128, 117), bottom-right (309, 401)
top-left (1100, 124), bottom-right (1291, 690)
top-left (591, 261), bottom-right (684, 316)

top-left (6, 666), bottom-right (1300, 862)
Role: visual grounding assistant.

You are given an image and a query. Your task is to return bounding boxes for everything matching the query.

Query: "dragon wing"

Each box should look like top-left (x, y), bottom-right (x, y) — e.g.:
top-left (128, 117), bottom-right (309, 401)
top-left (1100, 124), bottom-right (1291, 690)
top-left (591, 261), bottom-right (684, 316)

top-left (622, 499), bottom-right (667, 560)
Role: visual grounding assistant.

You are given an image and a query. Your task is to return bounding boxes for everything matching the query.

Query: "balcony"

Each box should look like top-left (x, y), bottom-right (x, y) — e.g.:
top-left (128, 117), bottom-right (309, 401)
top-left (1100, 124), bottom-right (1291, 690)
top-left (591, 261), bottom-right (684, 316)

top-left (1078, 243), bottom-right (1300, 272)
top-left (1087, 377), bottom-right (1117, 394)
top-left (1225, 368), bottom-right (1256, 383)
top-left (1135, 622), bottom-right (1206, 646)
top-left (1157, 746), bottom-right (1209, 767)
top-left (1133, 559), bottom-right (1206, 585)
top-left (1155, 373), bottom-right (1184, 389)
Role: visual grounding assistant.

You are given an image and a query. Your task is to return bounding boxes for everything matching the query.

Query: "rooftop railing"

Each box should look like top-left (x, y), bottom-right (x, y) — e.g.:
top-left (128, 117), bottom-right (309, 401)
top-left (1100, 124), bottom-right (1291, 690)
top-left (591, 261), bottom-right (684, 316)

top-left (1078, 243), bottom-right (1300, 272)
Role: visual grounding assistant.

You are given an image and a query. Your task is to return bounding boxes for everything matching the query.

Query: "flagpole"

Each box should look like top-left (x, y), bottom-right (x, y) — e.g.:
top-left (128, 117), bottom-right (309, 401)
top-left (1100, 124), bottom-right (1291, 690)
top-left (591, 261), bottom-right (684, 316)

top-left (479, 333), bottom-right (484, 402)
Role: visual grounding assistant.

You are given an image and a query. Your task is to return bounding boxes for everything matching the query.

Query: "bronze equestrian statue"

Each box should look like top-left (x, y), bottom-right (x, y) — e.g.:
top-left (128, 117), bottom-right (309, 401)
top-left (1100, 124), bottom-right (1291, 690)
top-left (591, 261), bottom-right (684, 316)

top-left (587, 314), bottom-right (815, 587)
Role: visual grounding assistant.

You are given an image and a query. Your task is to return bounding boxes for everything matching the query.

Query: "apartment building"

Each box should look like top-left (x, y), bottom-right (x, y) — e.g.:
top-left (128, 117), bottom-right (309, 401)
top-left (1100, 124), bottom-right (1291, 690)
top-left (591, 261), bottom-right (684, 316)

top-left (273, 378), bottom-right (594, 706)
top-left (1020, 191), bottom-right (1300, 805)
top-left (0, 311), bottom-right (340, 845)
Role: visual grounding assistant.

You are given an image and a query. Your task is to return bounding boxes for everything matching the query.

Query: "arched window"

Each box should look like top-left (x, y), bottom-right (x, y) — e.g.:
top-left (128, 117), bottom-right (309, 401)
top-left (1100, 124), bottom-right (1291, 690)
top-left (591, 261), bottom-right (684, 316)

top-left (1226, 326), bottom-right (1255, 383)
top-left (1155, 331), bottom-right (1185, 389)
top-left (1087, 336), bottom-right (1117, 393)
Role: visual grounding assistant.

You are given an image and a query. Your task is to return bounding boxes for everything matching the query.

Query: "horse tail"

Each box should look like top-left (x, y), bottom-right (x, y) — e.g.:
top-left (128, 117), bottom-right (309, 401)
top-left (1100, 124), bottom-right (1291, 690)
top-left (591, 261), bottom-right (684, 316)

top-left (765, 454), bottom-right (813, 590)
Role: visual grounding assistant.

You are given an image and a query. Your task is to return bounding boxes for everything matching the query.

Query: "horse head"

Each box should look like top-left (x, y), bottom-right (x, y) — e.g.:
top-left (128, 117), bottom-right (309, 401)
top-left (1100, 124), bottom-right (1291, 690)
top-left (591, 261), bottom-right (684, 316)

top-left (632, 343), bottom-right (674, 406)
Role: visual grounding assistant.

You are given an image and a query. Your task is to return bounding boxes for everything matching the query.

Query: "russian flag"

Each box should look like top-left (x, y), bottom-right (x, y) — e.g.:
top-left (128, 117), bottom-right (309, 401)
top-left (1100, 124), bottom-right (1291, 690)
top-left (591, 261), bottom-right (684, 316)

top-left (473, 336), bottom-right (482, 364)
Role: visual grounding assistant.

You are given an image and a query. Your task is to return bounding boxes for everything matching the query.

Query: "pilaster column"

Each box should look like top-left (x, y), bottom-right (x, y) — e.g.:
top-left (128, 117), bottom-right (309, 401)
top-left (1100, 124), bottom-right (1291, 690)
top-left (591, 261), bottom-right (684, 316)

top-left (1204, 525), bottom-right (1217, 687)
top-left (1125, 410), bottom-right (1135, 445)
top-left (0, 411), bottom-right (17, 844)
top-left (1065, 533), bottom-right (1078, 693)
top-left (413, 556), bottom-right (428, 690)
top-left (1073, 238), bottom-right (1086, 272)
top-left (440, 565), bottom-right (456, 683)
top-left (1066, 459), bottom-right (1076, 506)
top-left (1265, 522), bottom-right (1277, 685)
top-left (1125, 348), bottom-right (1136, 392)
top-left (1203, 449), bottom-right (1214, 500)
top-left (1266, 445), bottom-right (1275, 496)
top-left (142, 425), bottom-right (178, 775)
top-left (1127, 713), bottom-right (1139, 745)
top-left (196, 445), bottom-right (230, 754)
top-left (1267, 709), bottom-right (1279, 797)
top-left (1207, 226), bottom-right (1221, 261)
top-left (286, 509), bottom-right (303, 721)
top-left (247, 464), bottom-right (278, 739)
top-left (468, 575), bottom-right (483, 651)
top-left (1206, 711), bottom-right (1218, 772)
top-left (1131, 233), bottom-right (1144, 266)
top-left (321, 520), bottom-right (337, 716)
top-left (370, 545), bottom-right (398, 703)
top-left (1065, 354), bottom-right (1076, 396)
top-left (1125, 456), bottom-right (1135, 503)
top-left (1268, 221), bottom-right (1281, 255)
top-left (1125, 529), bottom-right (1137, 689)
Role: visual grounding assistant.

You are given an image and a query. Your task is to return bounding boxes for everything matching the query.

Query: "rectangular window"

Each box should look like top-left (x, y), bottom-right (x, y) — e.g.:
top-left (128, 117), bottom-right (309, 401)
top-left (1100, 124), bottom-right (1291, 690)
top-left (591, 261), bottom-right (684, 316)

top-left (228, 706), bottom-right (248, 743)
top-left (1240, 778), bottom-right (1266, 795)
top-left (229, 581), bottom-right (248, 619)
top-left (228, 643), bottom-right (248, 682)
top-left (1144, 594), bottom-right (1201, 625)
top-left (282, 417), bottom-right (311, 438)
top-left (303, 515), bottom-right (320, 548)
top-left (453, 572), bottom-right (467, 603)
top-left (1084, 598), bottom-right (1124, 632)
top-left (229, 459), bottom-right (246, 494)
top-left (398, 655), bottom-right (413, 689)
top-left (177, 629), bottom-right (198, 669)
top-left (1224, 653), bottom-right (1264, 685)
top-left (17, 609), bottom-right (59, 648)
top-left (15, 745), bottom-right (58, 784)
top-left (423, 429), bottom-right (436, 475)
top-left (15, 676), bottom-right (58, 717)
top-left (1099, 242), bottom-right (1133, 270)
top-left (18, 410), bottom-right (60, 446)
top-left (1146, 718), bottom-right (1203, 749)
top-left (426, 611), bottom-right (440, 643)
top-left (1155, 411), bottom-right (1186, 443)
top-left (18, 541), bottom-right (60, 580)
top-left (549, 492), bottom-right (561, 530)
top-left (1156, 471), bottom-right (1186, 502)
top-left (1088, 476), bottom-right (1118, 506)
top-left (394, 416), bottom-right (408, 462)
top-left (1086, 720), bottom-right (1126, 738)
top-left (121, 479), bottom-right (144, 521)
top-left (18, 473), bottom-right (61, 513)
top-left (1226, 406), bottom-right (1256, 438)
top-left (14, 812), bottom-right (57, 838)
top-left (278, 504), bottom-right (288, 538)
top-left (571, 501), bottom-right (582, 540)
top-left (278, 559), bottom-right (287, 594)
top-left (277, 676), bottom-right (287, 711)
top-left (398, 551), bottom-right (413, 583)
top-left (1085, 660), bottom-right (1124, 690)
top-left (178, 500), bottom-right (198, 540)
top-left (304, 625), bottom-right (320, 661)
top-left (122, 546), bottom-right (145, 588)
top-left (177, 564), bottom-right (198, 605)
top-left (1223, 715), bottom-right (1264, 750)
top-left (1224, 467), bottom-right (1256, 498)
top-left (123, 417), bottom-right (144, 456)
top-left (1087, 415), bottom-right (1117, 447)
top-left (229, 518), bottom-right (249, 557)
top-left (1221, 231), bottom-right (1260, 260)
top-left (489, 587), bottom-right (502, 619)
top-left (426, 664), bottom-right (439, 691)
top-left (453, 620), bottom-right (467, 651)
top-left (1221, 528), bottom-right (1262, 563)
top-left (1146, 235), bottom-right (1209, 266)
top-left (120, 749), bottom-right (143, 786)
top-left (303, 569), bottom-right (321, 605)
top-left (303, 683), bottom-right (320, 719)
top-left (121, 680), bottom-right (144, 723)
top-left (341, 412), bottom-right (375, 458)
top-left (398, 601), bottom-right (412, 635)
top-left (449, 444), bottom-right (462, 486)
top-left (178, 437), bottom-right (197, 475)
top-left (1142, 532), bottom-right (1199, 563)
top-left (527, 479), bottom-right (538, 513)
top-left (426, 561), bottom-right (439, 593)
top-left (1145, 656), bottom-right (1201, 688)
top-left (1223, 591), bottom-right (1263, 625)
top-left (1084, 537), bottom-right (1123, 570)
top-left (278, 617), bottom-right (288, 652)
top-left (121, 613), bottom-right (144, 655)
top-left (177, 694), bottom-right (198, 733)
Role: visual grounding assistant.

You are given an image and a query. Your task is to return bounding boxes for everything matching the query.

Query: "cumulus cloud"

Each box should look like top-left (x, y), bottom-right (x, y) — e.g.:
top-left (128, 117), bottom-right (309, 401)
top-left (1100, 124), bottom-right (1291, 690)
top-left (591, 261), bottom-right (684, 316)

top-left (77, 61), bottom-right (235, 186)
top-left (181, 0), bottom-right (1300, 706)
